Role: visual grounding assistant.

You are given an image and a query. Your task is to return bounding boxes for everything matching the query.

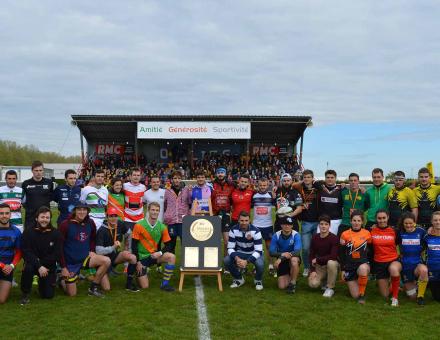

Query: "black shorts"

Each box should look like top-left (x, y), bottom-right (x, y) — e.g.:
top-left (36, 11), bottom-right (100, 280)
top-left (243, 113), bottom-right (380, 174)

top-left (0, 269), bottom-right (14, 282)
top-left (277, 257), bottom-right (301, 277)
top-left (137, 257), bottom-right (158, 277)
top-left (218, 212), bottom-right (231, 233)
top-left (344, 262), bottom-right (369, 282)
top-left (107, 251), bottom-right (120, 267)
top-left (373, 260), bottom-right (398, 280)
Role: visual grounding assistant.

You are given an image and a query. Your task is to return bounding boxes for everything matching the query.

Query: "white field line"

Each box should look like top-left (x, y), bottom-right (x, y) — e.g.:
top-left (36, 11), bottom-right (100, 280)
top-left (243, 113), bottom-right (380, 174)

top-left (194, 276), bottom-right (211, 340)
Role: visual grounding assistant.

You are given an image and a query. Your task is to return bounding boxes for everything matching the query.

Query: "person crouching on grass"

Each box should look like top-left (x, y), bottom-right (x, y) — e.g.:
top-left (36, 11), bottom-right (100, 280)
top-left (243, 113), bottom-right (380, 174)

top-left (95, 207), bottom-right (139, 292)
top-left (131, 202), bottom-right (176, 292)
top-left (58, 203), bottom-right (111, 298)
top-left (269, 216), bottom-right (301, 294)
top-left (339, 210), bottom-right (372, 304)
top-left (308, 214), bottom-right (339, 298)
top-left (20, 206), bottom-right (62, 305)
top-left (0, 203), bottom-right (22, 304)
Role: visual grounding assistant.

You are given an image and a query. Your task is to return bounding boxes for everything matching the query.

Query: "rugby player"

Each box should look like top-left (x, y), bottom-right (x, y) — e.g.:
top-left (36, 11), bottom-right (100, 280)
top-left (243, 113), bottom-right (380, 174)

top-left (144, 174), bottom-right (166, 222)
top-left (0, 170), bottom-right (23, 233)
top-left (191, 170), bottom-right (213, 215)
top-left (387, 171), bottom-right (418, 228)
top-left (413, 167), bottom-right (440, 229)
top-left (364, 168), bottom-right (390, 230)
top-left (53, 169), bottom-right (80, 225)
top-left (80, 169), bottom-right (108, 230)
top-left (273, 173), bottom-right (303, 232)
top-left (424, 212), bottom-right (440, 301)
top-left (339, 173), bottom-right (366, 237)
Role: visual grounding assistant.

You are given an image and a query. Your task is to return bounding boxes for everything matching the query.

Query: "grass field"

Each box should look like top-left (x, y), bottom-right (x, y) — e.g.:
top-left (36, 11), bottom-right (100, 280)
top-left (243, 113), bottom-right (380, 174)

top-left (0, 211), bottom-right (439, 339)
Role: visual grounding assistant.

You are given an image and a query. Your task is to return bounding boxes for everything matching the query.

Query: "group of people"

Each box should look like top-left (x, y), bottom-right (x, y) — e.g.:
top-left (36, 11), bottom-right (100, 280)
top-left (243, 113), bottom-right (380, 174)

top-left (1, 160), bottom-right (440, 308)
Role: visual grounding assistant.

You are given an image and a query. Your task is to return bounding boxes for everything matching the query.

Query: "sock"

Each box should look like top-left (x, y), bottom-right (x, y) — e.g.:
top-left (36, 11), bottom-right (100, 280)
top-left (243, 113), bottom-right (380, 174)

top-left (126, 264), bottom-right (136, 285)
top-left (417, 279), bottom-right (428, 298)
top-left (291, 280), bottom-right (296, 285)
top-left (161, 264), bottom-right (175, 286)
top-left (358, 275), bottom-right (368, 296)
top-left (90, 281), bottom-right (98, 290)
top-left (391, 276), bottom-right (400, 299)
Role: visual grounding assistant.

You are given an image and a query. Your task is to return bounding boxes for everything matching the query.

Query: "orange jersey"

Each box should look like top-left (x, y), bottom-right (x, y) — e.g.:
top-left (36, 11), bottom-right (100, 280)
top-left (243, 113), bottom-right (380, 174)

top-left (370, 226), bottom-right (398, 263)
top-left (340, 229), bottom-right (372, 268)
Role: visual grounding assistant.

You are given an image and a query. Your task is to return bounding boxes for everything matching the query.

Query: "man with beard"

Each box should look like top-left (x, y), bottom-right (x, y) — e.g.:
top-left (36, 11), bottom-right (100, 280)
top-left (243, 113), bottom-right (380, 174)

top-left (364, 168), bottom-right (391, 230)
top-left (212, 167), bottom-right (234, 254)
top-left (231, 174), bottom-right (254, 226)
top-left (273, 173), bottom-right (303, 232)
top-left (20, 206), bottom-right (62, 304)
top-left (0, 170), bottom-right (23, 233)
top-left (413, 167), bottom-right (440, 229)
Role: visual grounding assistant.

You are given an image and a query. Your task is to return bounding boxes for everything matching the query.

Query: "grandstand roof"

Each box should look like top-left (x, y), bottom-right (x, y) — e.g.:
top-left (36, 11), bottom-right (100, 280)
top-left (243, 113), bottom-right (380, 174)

top-left (71, 114), bottom-right (312, 144)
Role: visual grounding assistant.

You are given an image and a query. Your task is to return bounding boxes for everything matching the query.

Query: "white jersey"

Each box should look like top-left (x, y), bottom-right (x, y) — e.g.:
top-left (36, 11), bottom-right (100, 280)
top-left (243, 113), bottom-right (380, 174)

top-left (143, 188), bottom-right (166, 222)
top-left (123, 182), bottom-right (146, 222)
top-left (0, 185), bottom-right (23, 232)
top-left (80, 185), bottom-right (108, 229)
top-left (252, 192), bottom-right (274, 229)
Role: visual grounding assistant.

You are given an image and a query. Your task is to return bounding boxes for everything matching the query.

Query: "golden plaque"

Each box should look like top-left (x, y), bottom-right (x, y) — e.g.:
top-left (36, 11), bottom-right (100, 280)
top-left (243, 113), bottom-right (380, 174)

top-left (190, 218), bottom-right (214, 242)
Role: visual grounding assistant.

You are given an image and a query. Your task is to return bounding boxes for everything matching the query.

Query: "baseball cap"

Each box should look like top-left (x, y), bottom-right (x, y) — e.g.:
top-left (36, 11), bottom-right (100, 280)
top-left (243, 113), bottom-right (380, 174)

top-left (278, 216), bottom-right (294, 225)
top-left (216, 167), bottom-right (227, 175)
top-left (107, 207), bottom-right (119, 216)
top-left (281, 173), bottom-right (292, 182)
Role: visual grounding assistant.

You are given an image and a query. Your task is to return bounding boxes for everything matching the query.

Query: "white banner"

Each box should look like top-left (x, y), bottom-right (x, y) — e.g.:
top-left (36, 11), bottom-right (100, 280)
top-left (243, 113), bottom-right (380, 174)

top-left (137, 121), bottom-right (251, 139)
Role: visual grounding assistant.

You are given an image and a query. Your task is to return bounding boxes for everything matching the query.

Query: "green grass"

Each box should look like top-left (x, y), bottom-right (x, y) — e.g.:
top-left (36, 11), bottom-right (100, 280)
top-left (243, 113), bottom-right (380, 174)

top-left (0, 210), bottom-right (439, 339)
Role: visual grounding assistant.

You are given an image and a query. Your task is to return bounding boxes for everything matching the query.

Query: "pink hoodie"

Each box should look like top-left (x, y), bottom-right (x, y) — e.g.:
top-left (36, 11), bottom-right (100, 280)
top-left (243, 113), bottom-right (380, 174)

top-left (163, 186), bottom-right (192, 225)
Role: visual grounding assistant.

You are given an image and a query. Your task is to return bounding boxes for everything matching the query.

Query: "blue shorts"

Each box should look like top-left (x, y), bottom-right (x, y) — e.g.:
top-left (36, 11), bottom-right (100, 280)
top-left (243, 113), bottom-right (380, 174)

top-left (402, 265), bottom-right (417, 283)
top-left (429, 270), bottom-right (440, 281)
top-left (65, 256), bottom-right (91, 284)
top-left (257, 226), bottom-right (274, 241)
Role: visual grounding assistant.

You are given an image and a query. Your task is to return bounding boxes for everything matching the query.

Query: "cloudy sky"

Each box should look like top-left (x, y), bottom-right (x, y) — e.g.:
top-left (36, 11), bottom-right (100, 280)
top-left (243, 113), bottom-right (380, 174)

top-left (1, 1), bottom-right (439, 177)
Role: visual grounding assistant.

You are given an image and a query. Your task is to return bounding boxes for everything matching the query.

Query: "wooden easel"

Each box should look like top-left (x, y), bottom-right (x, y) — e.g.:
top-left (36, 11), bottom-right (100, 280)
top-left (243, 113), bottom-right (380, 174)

top-left (178, 269), bottom-right (223, 292)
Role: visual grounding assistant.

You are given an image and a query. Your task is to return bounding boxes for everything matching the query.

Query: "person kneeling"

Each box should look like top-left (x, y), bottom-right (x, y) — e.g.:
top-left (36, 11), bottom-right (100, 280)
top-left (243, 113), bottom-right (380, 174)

top-left (224, 211), bottom-right (264, 290)
top-left (96, 207), bottom-right (139, 292)
top-left (269, 216), bottom-right (301, 294)
top-left (20, 207), bottom-right (62, 305)
top-left (131, 202), bottom-right (176, 292)
top-left (59, 203), bottom-right (111, 298)
top-left (308, 215), bottom-right (339, 298)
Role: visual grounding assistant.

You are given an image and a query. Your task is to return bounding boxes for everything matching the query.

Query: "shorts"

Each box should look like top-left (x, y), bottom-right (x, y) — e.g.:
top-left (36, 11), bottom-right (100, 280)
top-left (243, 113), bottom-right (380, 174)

top-left (428, 270), bottom-right (440, 281)
top-left (257, 226), bottom-right (274, 241)
top-left (402, 265), bottom-right (417, 283)
top-left (137, 257), bottom-right (158, 277)
top-left (343, 262), bottom-right (369, 282)
top-left (373, 260), bottom-right (398, 280)
top-left (168, 223), bottom-right (182, 238)
top-left (277, 257), bottom-right (301, 277)
top-left (219, 213), bottom-right (231, 233)
top-left (65, 256), bottom-right (91, 284)
top-left (0, 269), bottom-right (14, 282)
top-left (107, 251), bottom-right (120, 267)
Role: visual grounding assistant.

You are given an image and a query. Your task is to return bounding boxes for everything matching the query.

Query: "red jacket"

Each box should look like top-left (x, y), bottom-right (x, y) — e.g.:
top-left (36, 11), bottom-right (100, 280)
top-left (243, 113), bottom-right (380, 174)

top-left (212, 180), bottom-right (234, 214)
top-left (231, 188), bottom-right (254, 221)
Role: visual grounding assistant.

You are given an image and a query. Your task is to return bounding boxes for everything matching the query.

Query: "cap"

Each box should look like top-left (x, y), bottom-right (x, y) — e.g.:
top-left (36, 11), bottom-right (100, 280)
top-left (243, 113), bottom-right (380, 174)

top-left (216, 167), bottom-right (227, 175)
top-left (107, 206), bottom-right (119, 216)
top-left (281, 173), bottom-right (292, 182)
top-left (278, 216), bottom-right (294, 225)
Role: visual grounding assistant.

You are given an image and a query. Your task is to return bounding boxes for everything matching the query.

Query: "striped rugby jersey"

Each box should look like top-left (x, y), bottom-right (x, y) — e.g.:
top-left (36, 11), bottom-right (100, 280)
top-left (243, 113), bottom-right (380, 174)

top-left (0, 186), bottom-right (22, 227)
top-left (123, 182), bottom-right (146, 222)
top-left (227, 224), bottom-right (263, 263)
top-left (80, 185), bottom-right (108, 229)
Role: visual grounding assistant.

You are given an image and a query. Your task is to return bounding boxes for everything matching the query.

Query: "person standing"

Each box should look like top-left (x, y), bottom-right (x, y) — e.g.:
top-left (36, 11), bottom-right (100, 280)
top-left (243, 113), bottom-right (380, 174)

top-left (364, 168), bottom-right (391, 230)
top-left (273, 173), bottom-right (303, 232)
top-left (191, 170), bottom-right (213, 215)
top-left (387, 171), bottom-right (418, 228)
top-left (231, 174), bottom-right (254, 225)
top-left (144, 174), bottom-right (166, 222)
top-left (21, 161), bottom-right (54, 230)
top-left (0, 170), bottom-right (23, 232)
top-left (413, 167), bottom-right (440, 229)
top-left (53, 169), bottom-right (81, 225)
top-left (80, 170), bottom-right (108, 231)
top-left (339, 173), bottom-right (366, 237)
top-left (107, 177), bottom-right (125, 221)
top-left (123, 168), bottom-right (147, 228)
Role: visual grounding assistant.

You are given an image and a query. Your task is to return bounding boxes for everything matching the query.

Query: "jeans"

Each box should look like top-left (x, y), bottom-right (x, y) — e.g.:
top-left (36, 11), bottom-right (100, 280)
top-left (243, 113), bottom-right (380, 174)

top-left (224, 253), bottom-right (264, 281)
top-left (301, 221), bottom-right (318, 269)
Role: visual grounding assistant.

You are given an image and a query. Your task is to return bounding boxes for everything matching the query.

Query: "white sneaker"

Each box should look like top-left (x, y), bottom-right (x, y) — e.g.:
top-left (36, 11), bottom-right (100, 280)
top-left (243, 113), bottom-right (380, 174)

top-left (302, 268), bottom-right (309, 277)
top-left (255, 281), bottom-right (263, 291)
top-left (230, 278), bottom-right (245, 288)
top-left (322, 288), bottom-right (334, 298)
top-left (391, 298), bottom-right (399, 307)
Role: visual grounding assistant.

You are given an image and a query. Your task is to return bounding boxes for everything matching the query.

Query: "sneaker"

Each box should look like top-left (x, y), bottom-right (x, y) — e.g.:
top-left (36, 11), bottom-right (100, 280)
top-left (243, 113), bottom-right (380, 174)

top-left (255, 281), bottom-right (263, 291)
top-left (391, 298), bottom-right (399, 307)
top-left (323, 288), bottom-right (335, 298)
top-left (286, 283), bottom-right (296, 294)
top-left (20, 294), bottom-right (30, 305)
top-left (230, 278), bottom-right (245, 288)
top-left (88, 286), bottom-right (105, 298)
top-left (160, 284), bottom-right (175, 292)
top-left (268, 265), bottom-right (275, 276)
top-left (417, 297), bottom-right (425, 306)
top-left (125, 283), bottom-right (140, 292)
top-left (357, 295), bottom-right (366, 305)
top-left (302, 268), bottom-right (309, 277)
top-left (223, 270), bottom-right (230, 275)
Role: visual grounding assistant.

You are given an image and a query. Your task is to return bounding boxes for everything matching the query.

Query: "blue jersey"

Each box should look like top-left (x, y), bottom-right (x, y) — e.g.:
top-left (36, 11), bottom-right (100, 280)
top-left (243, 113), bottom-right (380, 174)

top-left (191, 184), bottom-right (212, 212)
top-left (399, 227), bottom-right (426, 269)
top-left (269, 230), bottom-right (302, 255)
top-left (0, 225), bottom-right (21, 264)
top-left (53, 184), bottom-right (81, 224)
top-left (424, 234), bottom-right (440, 272)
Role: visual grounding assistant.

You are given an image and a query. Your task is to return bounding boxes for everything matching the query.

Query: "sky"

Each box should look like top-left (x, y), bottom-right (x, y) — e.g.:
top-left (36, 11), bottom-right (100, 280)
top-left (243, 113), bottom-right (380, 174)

top-left (1, 1), bottom-right (439, 177)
